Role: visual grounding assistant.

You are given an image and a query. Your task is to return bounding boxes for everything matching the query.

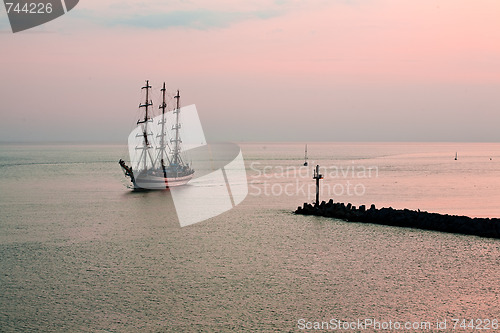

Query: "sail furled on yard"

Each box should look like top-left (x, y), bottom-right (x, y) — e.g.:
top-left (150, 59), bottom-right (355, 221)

top-left (127, 104), bottom-right (206, 173)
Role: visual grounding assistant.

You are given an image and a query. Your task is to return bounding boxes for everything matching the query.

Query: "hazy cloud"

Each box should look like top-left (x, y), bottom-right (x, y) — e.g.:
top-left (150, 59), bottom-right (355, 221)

top-left (0, 6), bottom-right (10, 31)
top-left (112, 9), bottom-right (279, 29)
top-left (70, 7), bottom-right (282, 30)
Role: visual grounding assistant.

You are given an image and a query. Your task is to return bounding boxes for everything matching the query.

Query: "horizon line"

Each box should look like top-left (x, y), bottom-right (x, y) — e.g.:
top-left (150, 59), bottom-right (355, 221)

top-left (2, 140), bottom-right (500, 145)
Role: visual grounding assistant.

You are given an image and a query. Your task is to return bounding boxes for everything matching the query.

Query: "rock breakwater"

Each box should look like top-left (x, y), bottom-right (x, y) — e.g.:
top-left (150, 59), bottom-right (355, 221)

top-left (295, 200), bottom-right (500, 239)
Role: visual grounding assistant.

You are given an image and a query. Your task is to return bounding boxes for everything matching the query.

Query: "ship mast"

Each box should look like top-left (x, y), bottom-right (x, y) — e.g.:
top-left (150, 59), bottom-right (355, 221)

top-left (159, 82), bottom-right (168, 177)
top-left (137, 80), bottom-right (154, 170)
top-left (172, 90), bottom-right (182, 166)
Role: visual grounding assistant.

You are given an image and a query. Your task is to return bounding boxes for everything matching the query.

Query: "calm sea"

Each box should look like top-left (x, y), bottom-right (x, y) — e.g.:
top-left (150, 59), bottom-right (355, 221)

top-left (0, 142), bottom-right (499, 332)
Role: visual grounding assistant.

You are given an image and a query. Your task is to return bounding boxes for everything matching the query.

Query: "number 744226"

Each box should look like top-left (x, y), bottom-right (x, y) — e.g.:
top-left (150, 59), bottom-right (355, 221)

top-left (5, 2), bottom-right (54, 14)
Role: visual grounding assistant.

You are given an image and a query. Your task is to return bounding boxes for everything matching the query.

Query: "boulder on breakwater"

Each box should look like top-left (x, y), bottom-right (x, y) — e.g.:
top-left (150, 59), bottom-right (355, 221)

top-left (295, 200), bottom-right (500, 239)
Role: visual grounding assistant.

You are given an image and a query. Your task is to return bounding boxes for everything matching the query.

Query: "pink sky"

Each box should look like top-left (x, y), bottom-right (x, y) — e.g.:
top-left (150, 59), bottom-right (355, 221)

top-left (1, 0), bottom-right (500, 142)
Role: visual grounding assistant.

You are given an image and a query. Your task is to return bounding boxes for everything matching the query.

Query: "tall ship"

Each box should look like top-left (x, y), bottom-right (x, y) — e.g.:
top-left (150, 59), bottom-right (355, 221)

top-left (119, 80), bottom-right (194, 190)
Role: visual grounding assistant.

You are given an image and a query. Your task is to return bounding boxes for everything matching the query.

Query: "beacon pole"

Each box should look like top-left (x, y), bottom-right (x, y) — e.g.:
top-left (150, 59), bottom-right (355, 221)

top-left (313, 165), bottom-right (323, 206)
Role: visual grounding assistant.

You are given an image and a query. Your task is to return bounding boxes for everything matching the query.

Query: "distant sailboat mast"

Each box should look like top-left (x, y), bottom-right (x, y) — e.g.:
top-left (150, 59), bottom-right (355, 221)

top-left (455, 152), bottom-right (458, 160)
top-left (304, 144), bottom-right (308, 166)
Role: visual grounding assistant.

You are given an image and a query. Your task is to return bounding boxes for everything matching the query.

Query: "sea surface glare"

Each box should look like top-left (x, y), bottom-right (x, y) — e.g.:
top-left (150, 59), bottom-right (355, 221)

top-left (0, 143), bottom-right (499, 331)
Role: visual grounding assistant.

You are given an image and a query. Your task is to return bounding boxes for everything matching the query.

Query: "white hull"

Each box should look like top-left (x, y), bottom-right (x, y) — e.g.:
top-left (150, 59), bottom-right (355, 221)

top-left (134, 172), bottom-right (194, 190)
